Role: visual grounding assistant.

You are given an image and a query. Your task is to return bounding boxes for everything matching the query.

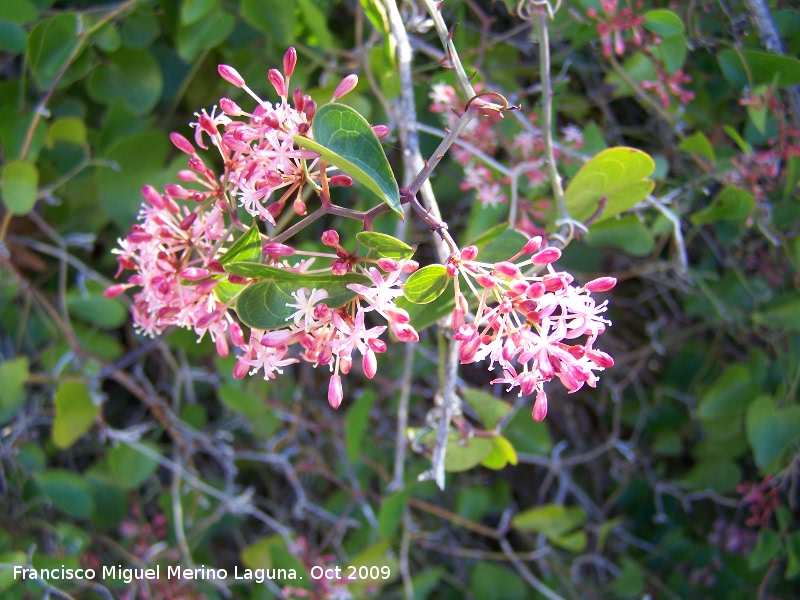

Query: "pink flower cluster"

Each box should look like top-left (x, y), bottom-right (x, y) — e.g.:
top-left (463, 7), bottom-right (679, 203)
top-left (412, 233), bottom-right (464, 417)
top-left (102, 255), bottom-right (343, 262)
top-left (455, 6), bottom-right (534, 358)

top-left (108, 49), bottom-right (418, 409)
top-left (586, 0), bottom-right (646, 58)
top-left (641, 66), bottom-right (695, 108)
top-left (447, 237), bottom-right (615, 421)
top-left (428, 83), bottom-right (583, 236)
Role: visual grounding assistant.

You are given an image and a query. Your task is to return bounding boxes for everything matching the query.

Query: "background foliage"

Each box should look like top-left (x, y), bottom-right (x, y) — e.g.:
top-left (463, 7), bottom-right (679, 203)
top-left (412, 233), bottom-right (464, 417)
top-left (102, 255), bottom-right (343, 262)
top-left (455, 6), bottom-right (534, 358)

top-left (1, 0), bottom-right (800, 598)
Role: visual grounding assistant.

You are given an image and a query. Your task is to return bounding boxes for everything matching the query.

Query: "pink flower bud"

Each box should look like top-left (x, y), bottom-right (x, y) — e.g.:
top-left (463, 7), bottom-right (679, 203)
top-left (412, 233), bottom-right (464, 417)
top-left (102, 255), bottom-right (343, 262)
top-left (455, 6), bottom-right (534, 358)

top-left (372, 125), bottom-right (390, 138)
top-left (401, 260), bottom-right (419, 273)
top-left (584, 277), bottom-right (617, 292)
top-left (218, 64), bottom-right (245, 88)
top-left (103, 283), bottom-right (129, 299)
top-left (377, 257), bottom-right (399, 272)
top-left (328, 375), bottom-right (344, 409)
top-left (368, 338), bottom-right (387, 353)
top-left (177, 169), bottom-right (196, 182)
top-left (180, 267), bottom-right (210, 280)
top-left (339, 355), bottom-right (352, 375)
top-left (363, 348), bottom-right (377, 379)
top-left (198, 113), bottom-right (218, 136)
top-left (532, 390), bottom-right (548, 422)
top-left (142, 184), bottom-right (164, 209)
top-left (293, 197), bottom-right (307, 215)
top-left (262, 243), bottom-right (295, 256)
top-left (493, 261), bottom-right (521, 279)
top-left (522, 236), bottom-right (542, 254)
top-left (227, 274), bottom-right (249, 285)
top-left (179, 212), bottom-right (198, 230)
top-left (283, 47), bottom-right (297, 78)
top-left (586, 349), bottom-right (614, 368)
top-left (230, 322), bottom-right (244, 346)
top-left (532, 246), bottom-right (561, 265)
top-left (220, 97), bottom-right (243, 116)
top-left (526, 282), bottom-right (545, 298)
top-left (333, 74), bottom-right (358, 99)
top-left (391, 322), bottom-right (419, 343)
top-left (157, 307), bottom-right (180, 319)
top-left (460, 245), bottom-right (479, 261)
top-left (475, 273), bottom-right (496, 288)
top-left (304, 100), bottom-right (317, 120)
top-left (166, 184), bottom-right (191, 200)
top-left (543, 274), bottom-right (566, 292)
top-left (195, 279), bottom-right (218, 294)
top-left (207, 260), bottom-right (225, 273)
top-left (268, 68), bottom-right (286, 98)
top-left (384, 306), bottom-right (409, 324)
top-left (216, 335), bottom-right (229, 358)
top-left (196, 310), bottom-right (220, 329)
top-left (261, 330), bottom-right (292, 347)
top-left (331, 259), bottom-right (350, 276)
top-left (126, 231), bottom-right (153, 244)
top-left (233, 360), bottom-right (250, 379)
top-left (170, 132), bottom-right (195, 155)
top-left (329, 174), bottom-right (353, 187)
top-left (293, 88), bottom-right (305, 112)
top-left (313, 303), bottom-right (330, 320)
top-left (321, 230), bottom-right (340, 247)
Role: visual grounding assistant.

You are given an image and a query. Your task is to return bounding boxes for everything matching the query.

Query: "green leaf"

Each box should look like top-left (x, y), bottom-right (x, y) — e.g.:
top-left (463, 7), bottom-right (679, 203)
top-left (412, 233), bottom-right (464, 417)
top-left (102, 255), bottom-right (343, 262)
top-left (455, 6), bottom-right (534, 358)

top-left (241, 0), bottom-right (296, 47)
top-left (402, 265), bottom-right (449, 304)
top-left (724, 125), bottom-right (752, 154)
top-left (748, 529), bottom-right (783, 571)
top-left (698, 364), bottom-right (755, 421)
top-left (753, 294), bottom-right (800, 331)
top-left (35, 470), bottom-right (95, 519)
top-left (0, 0), bottom-right (38, 24)
top-left (643, 10), bottom-right (684, 36)
top-left (109, 442), bottom-right (160, 490)
top-left (175, 6), bottom-right (235, 62)
top-left (356, 231), bottom-right (415, 260)
top-left (0, 551), bottom-right (27, 592)
top-left (85, 473), bottom-right (130, 529)
top-left (746, 396), bottom-right (800, 467)
top-left (469, 563), bottom-right (527, 600)
top-left (462, 387), bottom-right (512, 429)
top-left (0, 21), bottom-right (27, 54)
top-left (691, 187), bottom-right (754, 225)
top-left (87, 48), bottom-right (163, 115)
top-left (46, 117), bottom-right (87, 147)
top-left (473, 228), bottom-right (529, 264)
top-left (677, 457), bottom-right (741, 493)
top-left (220, 223), bottom-right (262, 265)
top-left (345, 390), bottom-right (376, 463)
top-left (551, 529), bottom-right (588, 553)
top-left (219, 385), bottom-right (279, 438)
top-left (481, 435), bottom-right (518, 470)
top-left (241, 536), bottom-right (310, 587)
top-left (293, 103), bottom-right (401, 215)
top-left (232, 267), bottom-right (368, 330)
top-left (52, 381), bottom-right (98, 449)
top-left (180, 0), bottom-right (216, 26)
top-left (296, 0), bottom-right (334, 48)
top-left (718, 48), bottom-right (800, 91)
top-left (658, 33), bottom-right (688, 74)
top-left (564, 147), bottom-right (655, 224)
top-left (613, 557), bottom-right (646, 598)
top-left (27, 13), bottom-right (81, 89)
top-left (0, 356), bottom-right (29, 409)
top-left (679, 132), bottom-right (715, 162)
top-left (377, 489), bottom-right (409, 540)
top-left (395, 279), bottom-right (454, 331)
top-left (512, 504), bottom-right (586, 538)
top-left (67, 291), bottom-right (128, 329)
top-left (784, 155), bottom-right (800, 200)
top-left (786, 531), bottom-right (800, 579)
top-left (584, 215), bottom-right (655, 256)
top-left (443, 434), bottom-right (493, 472)
top-left (1, 159), bottom-right (38, 215)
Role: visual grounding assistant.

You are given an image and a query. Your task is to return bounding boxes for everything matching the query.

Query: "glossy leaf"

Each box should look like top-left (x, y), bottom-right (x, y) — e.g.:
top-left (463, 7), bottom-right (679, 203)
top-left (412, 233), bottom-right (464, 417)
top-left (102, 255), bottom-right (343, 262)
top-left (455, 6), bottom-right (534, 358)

top-left (0, 356), bottom-right (28, 409)
top-left (697, 364), bottom-right (755, 420)
top-left (1, 159), bottom-right (38, 215)
top-left (356, 231), bottom-right (415, 260)
top-left (176, 5), bottom-right (235, 62)
top-left (180, 0), bottom-right (217, 26)
top-left (345, 390), bottom-right (376, 463)
top-left (746, 396), bottom-right (800, 467)
top-left (403, 265), bottom-right (449, 304)
top-left (462, 387), bottom-right (512, 429)
top-left (52, 381), bottom-right (98, 449)
top-left (27, 13), bottom-right (81, 89)
top-left (679, 131), bottom-right (715, 162)
top-left (377, 489), bottom-right (409, 539)
top-left (481, 435), bottom-right (518, 470)
top-left (241, 0), bottom-right (296, 46)
top-left (220, 223), bottom-right (262, 265)
top-left (513, 504), bottom-right (586, 539)
top-left (752, 294), bottom-right (800, 331)
top-left (109, 442), bottom-right (160, 490)
top-left (564, 147), bottom-right (655, 224)
top-left (691, 187), bottom-right (754, 224)
top-left (643, 10), bottom-right (684, 36)
top-left (294, 103), bottom-right (401, 215)
top-left (584, 215), bottom-right (655, 257)
top-left (219, 385), bottom-right (279, 438)
top-left (718, 48), bottom-right (800, 91)
top-left (677, 457), bottom-right (741, 493)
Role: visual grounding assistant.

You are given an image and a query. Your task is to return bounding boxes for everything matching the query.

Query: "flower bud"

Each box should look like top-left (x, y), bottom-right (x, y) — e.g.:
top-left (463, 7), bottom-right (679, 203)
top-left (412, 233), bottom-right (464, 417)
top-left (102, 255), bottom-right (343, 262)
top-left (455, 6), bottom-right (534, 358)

top-left (103, 283), bottom-right (129, 299)
top-left (230, 322), bottom-right (245, 346)
top-left (586, 349), bottom-right (614, 368)
top-left (293, 197), bottom-right (307, 215)
top-left (142, 184), bottom-right (164, 209)
top-left (321, 230), bottom-right (340, 247)
top-left (261, 330), bottom-right (292, 347)
top-left (522, 236), bottom-right (542, 254)
top-left (268, 68), bottom-right (287, 98)
top-left (329, 174), bottom-right (353, 187)
top-left (179, 211), bottom-right (198, 230)
top-left (363, 348), bottom-right (377, 379)
top-left (377, 257), bottom-right (400, 272)
top-left (180, 267), bottom-right (210, 280)
top-left (584, 277), bottom-right (617, 292)
top-left (293, 88), bottom-right (305, 112)
top-left (460, 245), bottom-right (479, 261)
top-left (401, 260), bottom-right (419, 274)
top-left (532, 246), bottom-right (561, 265)
top-left (283, 47), bottom-right (297, 78)
top-left (166, 183), bottom-right (191, 200)
top-left (493, 261), bottom-right (521, 279)
top-left (333, 74), bottom-right (358, 100)
top-left (328, 375), bottom-right (344, 409)
top-left (170, 132), bottom-right (195, 155)
top-left (233, 360), bottom-right (250, 379)
top-left (262, 243), bottom-right (295, 256)
top-left (372, 125), bottom-right (390, 138)
top-left (227, 274), bottom-right (249, 285)
top-left (475, 273), bottom-right (496, 288)
top-left (220, 97), bottom-right (243, 116)
top-left (196, 310), bottom-right (220, 329)
top-left (218, 64), bottom-right (245, 88)
top-left (532, 390), bottom-right (548, 422)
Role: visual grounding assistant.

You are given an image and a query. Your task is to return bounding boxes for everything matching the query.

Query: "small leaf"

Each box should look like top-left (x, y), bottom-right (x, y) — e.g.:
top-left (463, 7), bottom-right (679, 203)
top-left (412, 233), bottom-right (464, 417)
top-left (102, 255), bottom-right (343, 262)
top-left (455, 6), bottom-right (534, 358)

top-left (551, 529), bottom-right (588, 553)
top-left (377, 489), bottom-right (409, 539)
top-left (564, 147), bottom-right (655, 224)
top-left (241, 0), bottom-right (296, 46)
top-left (293, 103), bottom-right (401, 215)
top-left (746, 396), bottom-right (800, 467)
top-left (175, 6), bottom-right (235, 62)
top-left (444, 435), bottom-right (493, 472)
top-left (718, 48), bottom-right (800, 91)
top-left (584, 215), bottom-right (655, 256)
top-left (219, 385), bottom-right (279, 438)
top-left (462, 387), bottom-right (512, 429)
top-left (748, 529), bottom-right (783, 571)
top-left (786, 531), bottom-right (800, 579)
top-left (46, 117), bottom-right (87, 147)
top-left (109, 442), bottom-right (160, 490)
top-left (698, 364), bottom-right (755, 420)
top-left (1, 160), bottom-right (38, 215)
top-left (753, 294), bottom-right (800, 331)
top-left (345, 390), bottom-right (376, 463)
top-left (724, 125), bottom-right (752, 154)
top-left (679, 132), bottom-right (715, 162)
top-left (87, 48), bottom-right (163, 115)
top-left (220, 223), bottom-right (262, 265)
top-left (643, 10), bottom-right (684, 36)
top-left (677, 457), bottom-right (741, 493)
top-left (180, 0), bottom-right (217, 26)
top-left (52, 381), bottom-right (98, 449)
top-left (27, 13), bottom-right (81, 89)
top-left (481, 435), bottom-right (518, 470)
top-left (513, 504), bottom-right (586, 538)
top-left (0, 356), bottom-right (29, 409)
top-left (35, 470), bottom-right (95, 519)
top-left (67, 292), bottom-right (128, 329)
top-left (691, 187), bottom-right (754, 224)
top-left (356, 231), bottom-right (415, 260)
top-left (403, 265), bottom-right (449, 304)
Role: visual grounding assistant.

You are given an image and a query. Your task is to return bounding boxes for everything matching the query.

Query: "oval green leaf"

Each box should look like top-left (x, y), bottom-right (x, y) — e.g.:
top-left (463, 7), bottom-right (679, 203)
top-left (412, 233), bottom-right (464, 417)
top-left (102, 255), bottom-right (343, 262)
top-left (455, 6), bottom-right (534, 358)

top-left (691, 187), bottom-right (754, 224)
top-left (643, 9), bottom-right (684, 36)
top-left (746, 396), bottom-right (800, 467)
top-left (403, 264), bottom-right (449, 304)
top-left (356, 231), bottom-right (415, 260)
top-left (1, 159), bottom-right (38, 215)
top-left (87, 48), bottom-right (163, 115)
top-left (564, 147), bottom-right (655, 224)
top-left (293, 103), bottom-right (401, 216)
top-left (52, 381), bottom-right (98, 449)
top-left (35, 470), bottom-right (95, 519)
top-left (221, 223), bottom-right (262, 265)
